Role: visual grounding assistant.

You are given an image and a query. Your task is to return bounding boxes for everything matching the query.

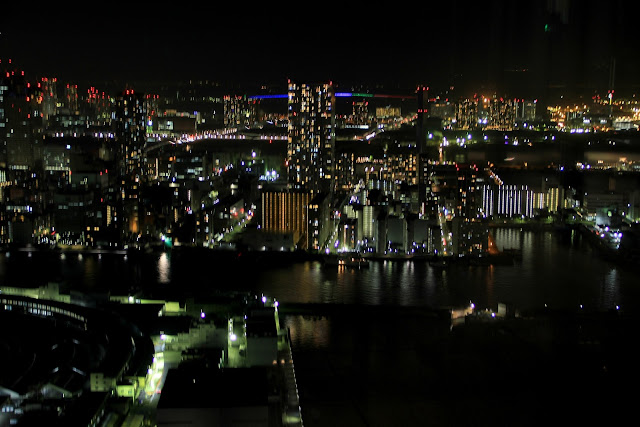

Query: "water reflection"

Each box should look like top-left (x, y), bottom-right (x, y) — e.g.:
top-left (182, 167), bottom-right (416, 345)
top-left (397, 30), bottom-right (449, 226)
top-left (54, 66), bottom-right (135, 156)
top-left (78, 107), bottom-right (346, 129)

top-left (285, 315), bottom-right (331, 350)
top-left (158, 252), bottom-right (170, 284)
top-left (601, 268), bottom-right (620, 309)
top-left (83, 256), bottom-right (95, 288)
top-left (1, 229), bottom-right (639, 312)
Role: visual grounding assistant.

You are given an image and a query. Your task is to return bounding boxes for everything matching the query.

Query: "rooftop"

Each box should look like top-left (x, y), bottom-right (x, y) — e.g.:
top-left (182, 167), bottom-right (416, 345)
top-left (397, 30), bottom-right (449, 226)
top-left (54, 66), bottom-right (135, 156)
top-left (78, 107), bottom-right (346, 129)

top-left (158, 367), bottom-right (269, 409)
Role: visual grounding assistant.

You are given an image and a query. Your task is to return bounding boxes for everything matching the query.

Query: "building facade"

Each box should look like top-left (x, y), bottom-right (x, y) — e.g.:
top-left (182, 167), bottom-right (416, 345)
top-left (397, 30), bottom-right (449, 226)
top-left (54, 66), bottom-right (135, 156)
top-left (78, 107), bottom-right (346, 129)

top-left (260, 191), bottom-right (312, 250)
top-left (287, 80), bottom-right (336, 194)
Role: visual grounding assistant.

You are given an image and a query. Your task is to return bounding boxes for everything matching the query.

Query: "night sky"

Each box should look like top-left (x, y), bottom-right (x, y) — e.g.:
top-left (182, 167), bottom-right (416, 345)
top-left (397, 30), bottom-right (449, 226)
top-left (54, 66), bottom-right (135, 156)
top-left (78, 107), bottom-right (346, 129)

top-left (2, 1), bottom-right (639, 98)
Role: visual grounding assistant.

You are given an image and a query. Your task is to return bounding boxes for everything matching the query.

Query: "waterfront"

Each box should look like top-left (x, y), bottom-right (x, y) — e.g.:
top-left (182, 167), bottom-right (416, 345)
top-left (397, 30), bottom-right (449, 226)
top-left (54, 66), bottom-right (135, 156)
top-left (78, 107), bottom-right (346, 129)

top-left (2, 228), bottom-right (639, 312)
top-left (2, 228), bottom-right (640, 426)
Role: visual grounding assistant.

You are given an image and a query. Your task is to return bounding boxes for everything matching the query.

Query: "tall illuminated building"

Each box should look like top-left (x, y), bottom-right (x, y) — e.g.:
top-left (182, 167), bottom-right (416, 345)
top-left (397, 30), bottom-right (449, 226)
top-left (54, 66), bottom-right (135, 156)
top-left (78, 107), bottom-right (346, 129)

top-left (454, 164), bottom-right (486, 257)
top-left (86, 87), bottom-right (111, 125)
top-left (351, 100), bottom-right (369, 125)
top-left (515, 99), bottom-right (537, 124)
top-left (488, 97), bottom-right (517, 130)
top-left (42, 78), bottom-right (58, 117)
top-left (455, 98), bottom-right (479, 130)
top-left (416, 86), bottom-right (432, 216)
top-left (63, 83), bottom-right (78, 113)
top-left (223, 95), bottom-right (257, 129)
top-left (1, 67), bottom-right (35, 173)
top-left (115, 89), bottom-right (147, 180)
top-left (287, 80), bottom-right (335, 195)
top-left (114, 89), bottom-right (147, 237)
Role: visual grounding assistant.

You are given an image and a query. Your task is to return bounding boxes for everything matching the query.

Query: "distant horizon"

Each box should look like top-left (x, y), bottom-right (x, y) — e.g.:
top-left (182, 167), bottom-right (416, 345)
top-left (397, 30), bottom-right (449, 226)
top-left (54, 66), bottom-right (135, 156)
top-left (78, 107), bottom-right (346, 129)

top-left (3, 61), bottom-right (639, 105)
top-left (3, 1), bottom-right (640, 100)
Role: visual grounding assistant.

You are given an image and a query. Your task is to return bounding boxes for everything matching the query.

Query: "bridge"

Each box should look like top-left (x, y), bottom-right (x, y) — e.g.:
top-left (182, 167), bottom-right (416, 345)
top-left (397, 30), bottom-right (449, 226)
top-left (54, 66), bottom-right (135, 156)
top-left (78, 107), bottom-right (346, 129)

top-left (248, 92), bottom-right (416, 100)
top-left (144, 131), bottom-right (287, 154)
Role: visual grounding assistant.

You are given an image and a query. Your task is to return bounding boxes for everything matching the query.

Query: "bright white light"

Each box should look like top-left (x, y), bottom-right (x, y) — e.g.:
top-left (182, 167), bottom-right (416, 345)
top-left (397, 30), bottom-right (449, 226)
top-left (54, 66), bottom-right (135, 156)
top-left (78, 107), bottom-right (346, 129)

top-left (262, 296), bottom-right (267, 303)
top-left (230, 333), bottom-right (237, 341)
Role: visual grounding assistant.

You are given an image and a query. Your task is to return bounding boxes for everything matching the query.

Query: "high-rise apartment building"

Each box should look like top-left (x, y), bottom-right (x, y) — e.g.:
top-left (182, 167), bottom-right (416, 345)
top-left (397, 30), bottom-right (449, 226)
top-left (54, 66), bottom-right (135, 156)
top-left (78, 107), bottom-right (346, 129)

top-left (30, 78), bottom-right (58, 124)
top-left (287, 80), bottom-right (335, 194)
top-left (455, 98), bottom-right (479, 130)
top-left (488, 97), bottom-right (517, 130)
top-left (516, 99), bottom-right (537, 122)
top-left (350, 100), bottom-right (369, 125)
top-left (1, 68), bottom-right (35, 172)
top-left (86, 87), bottom-right (111, 125)
top-left (115, 89), bottom-right (147, 180)
top-left (114, 89), bottom-right (148, 237)
top-left (223, 95), bottom-right (258, 129)
top-left (64, 83), bottom-right (78, 113)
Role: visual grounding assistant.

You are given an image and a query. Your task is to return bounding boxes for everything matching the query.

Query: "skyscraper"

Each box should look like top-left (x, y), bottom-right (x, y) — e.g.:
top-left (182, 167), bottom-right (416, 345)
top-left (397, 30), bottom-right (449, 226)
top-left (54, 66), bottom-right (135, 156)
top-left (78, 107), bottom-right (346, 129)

top-left (1, 68), bottom-right (35, 173)
top-left (115, 89), bottom-right (147, 180)
top-left (223, 95), bottom-right (257, 129)
top-left (287, 80), bottom-right (335, 195)
top-left (114, 89), bottom-right (147, 237)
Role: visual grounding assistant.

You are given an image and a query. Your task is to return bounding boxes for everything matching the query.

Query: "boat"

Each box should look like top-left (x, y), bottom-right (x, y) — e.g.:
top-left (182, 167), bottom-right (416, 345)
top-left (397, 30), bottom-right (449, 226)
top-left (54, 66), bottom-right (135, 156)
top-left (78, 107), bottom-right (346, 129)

top-left (323, 253), bottom-right (370, 268)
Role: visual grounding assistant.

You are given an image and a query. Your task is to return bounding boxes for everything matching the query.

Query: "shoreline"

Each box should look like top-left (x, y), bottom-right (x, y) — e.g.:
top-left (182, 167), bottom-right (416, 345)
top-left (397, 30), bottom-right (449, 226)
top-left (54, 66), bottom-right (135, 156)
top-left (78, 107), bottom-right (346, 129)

top-left (3, 222), bottom-right (634, 268)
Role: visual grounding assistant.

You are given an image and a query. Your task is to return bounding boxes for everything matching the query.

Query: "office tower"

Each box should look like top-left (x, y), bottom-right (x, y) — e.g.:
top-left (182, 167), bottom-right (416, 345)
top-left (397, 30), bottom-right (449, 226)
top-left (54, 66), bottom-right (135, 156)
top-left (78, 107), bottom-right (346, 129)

top-left (287, 80), bottom-right (335, 195)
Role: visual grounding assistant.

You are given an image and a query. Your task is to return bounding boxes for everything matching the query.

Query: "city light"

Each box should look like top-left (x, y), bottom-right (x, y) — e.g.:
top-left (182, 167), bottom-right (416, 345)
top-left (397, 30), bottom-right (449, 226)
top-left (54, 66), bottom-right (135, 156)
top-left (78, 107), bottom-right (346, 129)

top-left (2, 17), bottom-right (639, 425)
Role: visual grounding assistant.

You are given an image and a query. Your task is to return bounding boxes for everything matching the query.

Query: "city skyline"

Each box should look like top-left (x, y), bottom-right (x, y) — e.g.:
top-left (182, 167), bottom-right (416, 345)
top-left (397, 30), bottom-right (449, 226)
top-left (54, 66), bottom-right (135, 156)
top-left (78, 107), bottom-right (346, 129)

top-left (2, 4), bottom-right (640, 425)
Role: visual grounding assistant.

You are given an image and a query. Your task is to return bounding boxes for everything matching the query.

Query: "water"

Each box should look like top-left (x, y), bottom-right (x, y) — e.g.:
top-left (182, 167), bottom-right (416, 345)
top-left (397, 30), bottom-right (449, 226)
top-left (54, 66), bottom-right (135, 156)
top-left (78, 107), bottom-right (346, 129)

top-left (3, 228), bottom-right (635, 311)
top-left (3, 229), bottom-right (639, 426)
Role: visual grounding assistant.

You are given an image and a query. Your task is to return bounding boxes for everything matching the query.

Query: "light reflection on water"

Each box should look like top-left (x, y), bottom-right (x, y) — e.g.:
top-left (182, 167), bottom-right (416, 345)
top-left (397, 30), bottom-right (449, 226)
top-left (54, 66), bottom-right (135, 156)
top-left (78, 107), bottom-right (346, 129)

top-left (158, 252), bottom-right (170, 284)
top-left (285, 315), bottom-right (332, 351)
top-left (0, 229), bottom-right (638, 313)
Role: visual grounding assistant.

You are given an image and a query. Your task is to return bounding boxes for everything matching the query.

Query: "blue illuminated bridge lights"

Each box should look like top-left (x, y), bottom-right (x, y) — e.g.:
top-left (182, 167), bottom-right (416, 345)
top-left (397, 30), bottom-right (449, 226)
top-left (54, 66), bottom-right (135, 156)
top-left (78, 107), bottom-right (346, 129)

top-left (248, 93), bottom-right (413, 100)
